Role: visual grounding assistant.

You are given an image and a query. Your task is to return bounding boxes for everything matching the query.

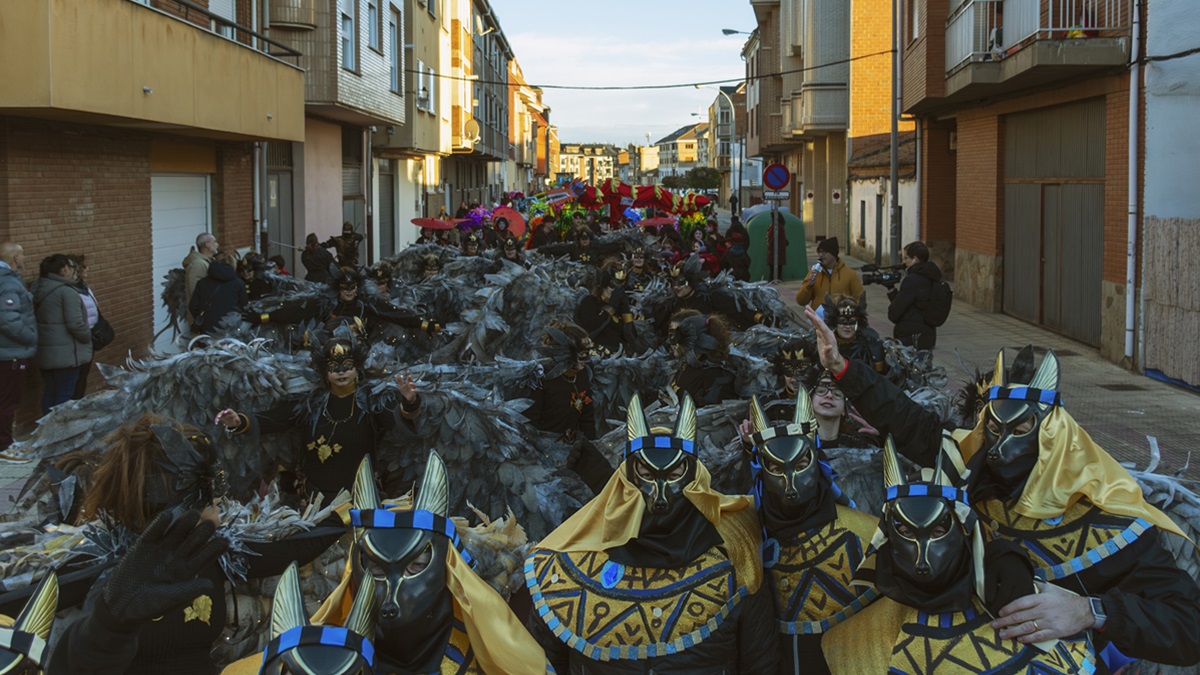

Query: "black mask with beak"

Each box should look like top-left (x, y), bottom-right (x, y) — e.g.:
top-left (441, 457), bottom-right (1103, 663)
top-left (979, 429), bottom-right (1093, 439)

top-left (259, 562), bottom-right (377, 675)
top-left (349, 453), bottom-right (464, 671)
top-left (748, 387), bottom-right (836, 539)
top-left (609, 393), bottom-right (722, 569)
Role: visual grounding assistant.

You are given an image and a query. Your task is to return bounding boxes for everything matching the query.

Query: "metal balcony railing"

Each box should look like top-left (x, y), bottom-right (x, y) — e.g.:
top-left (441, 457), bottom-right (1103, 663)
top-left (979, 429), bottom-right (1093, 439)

top-left (946, 0), bottom-right (1129, 73)
top-left (128, 0), bottom-right (301, 65)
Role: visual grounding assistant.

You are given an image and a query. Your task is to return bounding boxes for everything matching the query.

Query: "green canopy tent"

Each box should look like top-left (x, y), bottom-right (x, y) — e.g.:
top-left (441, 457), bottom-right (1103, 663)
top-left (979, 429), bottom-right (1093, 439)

top-left (746, 209), bottom-right (808, 281)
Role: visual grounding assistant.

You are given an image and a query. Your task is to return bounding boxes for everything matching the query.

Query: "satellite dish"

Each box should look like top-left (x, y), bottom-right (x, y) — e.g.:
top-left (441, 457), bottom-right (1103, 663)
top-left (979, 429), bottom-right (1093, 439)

top-left (464, 118), bottom-right (481, 140)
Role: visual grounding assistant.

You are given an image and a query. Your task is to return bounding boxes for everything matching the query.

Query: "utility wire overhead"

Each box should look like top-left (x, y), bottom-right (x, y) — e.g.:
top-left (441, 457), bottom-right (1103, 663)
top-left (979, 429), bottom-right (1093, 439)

top-left (405, 50), bottom-right (894, 90)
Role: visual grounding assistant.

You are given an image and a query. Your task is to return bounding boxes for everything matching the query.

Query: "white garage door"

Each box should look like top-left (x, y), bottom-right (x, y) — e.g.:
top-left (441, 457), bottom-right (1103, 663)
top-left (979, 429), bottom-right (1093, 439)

top-left (151, 174), bottom-right (210, 352)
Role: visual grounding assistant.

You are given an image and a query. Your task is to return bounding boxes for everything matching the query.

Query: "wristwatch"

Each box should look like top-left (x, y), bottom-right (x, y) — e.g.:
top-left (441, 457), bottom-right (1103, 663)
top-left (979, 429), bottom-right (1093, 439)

top-left (1088, 596), bottom-right (1108, 631)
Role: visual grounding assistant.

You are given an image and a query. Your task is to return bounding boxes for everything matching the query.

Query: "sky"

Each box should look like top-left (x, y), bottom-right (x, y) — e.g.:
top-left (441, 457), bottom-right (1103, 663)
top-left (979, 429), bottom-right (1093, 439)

top-left (490, 0), bottom-right (757, 147)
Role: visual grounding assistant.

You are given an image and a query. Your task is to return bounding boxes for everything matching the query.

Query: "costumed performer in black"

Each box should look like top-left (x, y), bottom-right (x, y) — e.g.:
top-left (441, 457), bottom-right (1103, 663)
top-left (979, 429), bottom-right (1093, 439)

top-left (821, 293), bottom-right (888, 376)
top-left (520, 322), bottom-right (597, 446)
top-left (574, 265), bottom-right (637, 358)
top-left (324, 222), bottom-right (364, 268)
top-left (744, 389), bottom-right (878, 674)
top-left (652, 256), bottom-right (764, 340)
top-left (48, 415), bottom-right (344, 674)
top-left (622, 245), bottom-right (656, 292)
top-left (821, 438), bottom-right (1096, 674)
top-left (667, 310), bottom-right (737, 406)
top-left (525, 393), bottom-right (778, 673)
top-left (245, 266), bottom-right (440, 338)
top-left (499, 236), bottom-right (531, 269)
top-left (216, 337), bottom-right (427, 501)
top-left (805, 305), bottom-right (1200, 670)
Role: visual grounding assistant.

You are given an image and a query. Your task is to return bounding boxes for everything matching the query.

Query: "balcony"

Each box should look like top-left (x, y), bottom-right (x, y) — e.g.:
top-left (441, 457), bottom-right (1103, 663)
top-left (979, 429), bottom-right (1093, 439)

top-left (0, 0), bottom-right (304, 141)
top-left (945, 0), bottom-right (1130, 99)
top-left (783, 84), bottom-right (849, 139)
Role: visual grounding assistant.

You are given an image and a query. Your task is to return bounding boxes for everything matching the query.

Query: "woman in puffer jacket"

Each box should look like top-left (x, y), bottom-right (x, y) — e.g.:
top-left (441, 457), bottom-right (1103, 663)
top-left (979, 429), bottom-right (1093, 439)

top-left (31, 254), bottom-right (92, 415)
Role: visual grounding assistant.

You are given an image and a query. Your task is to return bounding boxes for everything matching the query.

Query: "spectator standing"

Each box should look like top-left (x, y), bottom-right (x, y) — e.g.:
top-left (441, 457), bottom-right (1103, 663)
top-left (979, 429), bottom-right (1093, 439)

top-left (0, 242), bottom-right (36, 456)
top-left (794, 237), bottom-right (864, 310)
top-left (301, 233), bottom-right (335, 284)
top-left (189, 252), bottom-right (247, 334)
top-left (182, 232), bottom-right (218, 325)
top-left (31, 254), bottom-right (91, 415)
top-left (68, 255), bottom-right (100, 400)
top-left (887, 240), bottom-right (943, 349)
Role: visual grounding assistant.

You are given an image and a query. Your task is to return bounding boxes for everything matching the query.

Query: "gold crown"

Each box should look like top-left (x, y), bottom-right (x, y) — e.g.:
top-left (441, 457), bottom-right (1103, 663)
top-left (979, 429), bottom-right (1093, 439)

top-left (614, 269), bottom-right (628, 281)
top-left (330, 343), bottom-right (350, 357)
top-left (780, 348), bottom-right (807, 362)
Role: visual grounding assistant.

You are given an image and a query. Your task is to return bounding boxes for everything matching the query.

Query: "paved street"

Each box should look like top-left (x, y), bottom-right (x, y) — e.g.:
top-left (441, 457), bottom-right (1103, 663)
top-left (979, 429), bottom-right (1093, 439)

top-left (772, 238), bottom-right (1200, 482)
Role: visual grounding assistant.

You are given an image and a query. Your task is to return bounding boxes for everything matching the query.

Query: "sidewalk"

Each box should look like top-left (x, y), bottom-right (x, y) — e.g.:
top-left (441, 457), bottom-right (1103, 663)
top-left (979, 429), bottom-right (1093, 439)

top-left (775, 242), bottom-right (1200, 481)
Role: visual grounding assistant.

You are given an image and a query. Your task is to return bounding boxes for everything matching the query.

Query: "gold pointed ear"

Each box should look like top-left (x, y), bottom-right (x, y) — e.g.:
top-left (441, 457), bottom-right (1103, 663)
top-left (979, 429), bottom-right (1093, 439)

top-left (626, 392), bottom-right (649, 440)
top-left (793, 385), bottom-right (816, 433)
top-left (352, 456), bottom-right (382, 511)
top-left (1028, 349), bottom-right (1060, 394)
top-left (414, 450), bottom-right (450, 518)
top-left (674, 393), bottom-right (697, 442)
top-left (344, 565), bottom-right (378, 642)
top-left (882, 435), bottom-right (905, 489)
top-left (13, 572), bottom-right (58, 641)
top-left (270, 562), bottom-right (307, 639)
top-left (989, 348), bottom-right (1006, 388)
top-left (748, 395), bottom-right (769, 435)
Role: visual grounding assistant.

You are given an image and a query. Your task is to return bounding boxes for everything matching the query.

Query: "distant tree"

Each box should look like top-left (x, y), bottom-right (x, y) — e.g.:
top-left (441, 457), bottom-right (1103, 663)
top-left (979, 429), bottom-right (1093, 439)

top-left (661, 175), bottom-right (686, 190)
top-left (686, 167), bottom-right (721, 190)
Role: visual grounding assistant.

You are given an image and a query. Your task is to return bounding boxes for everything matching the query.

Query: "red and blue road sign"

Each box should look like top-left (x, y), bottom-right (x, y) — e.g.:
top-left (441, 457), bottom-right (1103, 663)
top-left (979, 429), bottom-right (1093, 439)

top-left (763, 163), bottom-right (790, 191)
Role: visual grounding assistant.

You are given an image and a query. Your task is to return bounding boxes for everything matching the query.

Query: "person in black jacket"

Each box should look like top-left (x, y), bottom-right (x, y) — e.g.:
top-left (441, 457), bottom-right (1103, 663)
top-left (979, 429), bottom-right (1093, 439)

top-left (521, 322), bottom-right (596, 444)
top-left (721, 231), bottom-right (752, 281)
top-left (526, 393), bottom-right (779, 674)
top-left (804, 306), bottom-right (1200, 670)
top-left (301, 233), bottom-right (335, 284)
top-left (236, 254), bottom-right (273, 302)
top-left (887, 240), bottom-right (942, 349)
top-left (667, 310), bottom-right (737, 406)
top-left (188, 253), bottom-right (246, 334)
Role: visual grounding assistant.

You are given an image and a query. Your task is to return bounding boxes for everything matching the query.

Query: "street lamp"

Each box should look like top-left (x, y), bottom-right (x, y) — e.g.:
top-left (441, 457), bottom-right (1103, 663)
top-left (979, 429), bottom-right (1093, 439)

top-left (721, 28), bottom-right (752, 35)
top-left (695, 83), bottom-right (741, 213)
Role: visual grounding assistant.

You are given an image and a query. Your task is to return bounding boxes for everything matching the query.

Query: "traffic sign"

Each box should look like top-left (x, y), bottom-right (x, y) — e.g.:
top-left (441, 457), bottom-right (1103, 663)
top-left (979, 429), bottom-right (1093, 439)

top-left (764, 190), bottom-right (790, 200)
top-left (763, 163), bottom-right (791, 191)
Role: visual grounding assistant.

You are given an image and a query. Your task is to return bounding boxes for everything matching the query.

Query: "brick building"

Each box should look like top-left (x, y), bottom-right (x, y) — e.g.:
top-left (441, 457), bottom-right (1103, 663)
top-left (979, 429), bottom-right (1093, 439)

top-left (902, 0), bottom-right (1138, 360)
top-left (0, 0), bottom-right (304, 425)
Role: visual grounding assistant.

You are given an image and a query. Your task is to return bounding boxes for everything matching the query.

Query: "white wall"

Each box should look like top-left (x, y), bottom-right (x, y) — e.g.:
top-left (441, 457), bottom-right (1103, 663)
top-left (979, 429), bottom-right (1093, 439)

top-left (302, 118), bottom-right (343, 241)
top-left (848, 177), bottom-right (919, 264)
top-left (1144, 0), bottom-right (1200, 219)
top-left (396, 158), bottom-right (422, 250)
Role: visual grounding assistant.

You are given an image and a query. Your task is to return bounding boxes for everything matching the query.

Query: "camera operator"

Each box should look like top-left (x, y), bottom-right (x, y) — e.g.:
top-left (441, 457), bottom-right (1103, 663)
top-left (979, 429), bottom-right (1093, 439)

top-left (795, 237), bottom-right (864, 311)
top-left (886, 240), bottom-right (942, 349)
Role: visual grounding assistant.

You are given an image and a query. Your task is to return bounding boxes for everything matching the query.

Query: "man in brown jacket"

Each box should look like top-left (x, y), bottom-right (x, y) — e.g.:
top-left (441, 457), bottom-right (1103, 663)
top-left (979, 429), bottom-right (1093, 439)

top-left (794, 237), bottom-right (864, 311)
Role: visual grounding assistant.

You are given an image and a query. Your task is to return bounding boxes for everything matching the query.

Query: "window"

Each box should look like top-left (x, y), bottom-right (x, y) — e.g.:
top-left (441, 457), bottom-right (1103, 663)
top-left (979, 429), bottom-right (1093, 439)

top-left (368, 1), bottom-right (380, 51)
top-left (389, 11), bottom-right (401, 93)
top-left (427, 0), bottom-right (437, 18)
top-left (341, 0), bottom-right (357, 71)
top-left (425, 65), bottom-right (437, 115)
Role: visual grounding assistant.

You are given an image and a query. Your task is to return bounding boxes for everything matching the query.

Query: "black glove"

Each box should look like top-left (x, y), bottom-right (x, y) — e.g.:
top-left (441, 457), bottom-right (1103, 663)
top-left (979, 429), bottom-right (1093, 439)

top-left (886, 288), bottom-right (898, 301)
top-left (101, 509), bottom-right (227, 628)
top-left (983, 538), bottom-right (1035, 615)
top-left (608, 286), bottom-right (630, 315)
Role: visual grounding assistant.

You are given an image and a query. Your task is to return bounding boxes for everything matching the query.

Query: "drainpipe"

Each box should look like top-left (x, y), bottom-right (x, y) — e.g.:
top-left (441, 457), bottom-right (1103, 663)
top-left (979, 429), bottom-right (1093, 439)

top-left (914, 122), bottom-right (922, 240)
top-left (1124, 0), bottom-right (1141, 364)
top-left (253, 142), bottom-right (264, 253)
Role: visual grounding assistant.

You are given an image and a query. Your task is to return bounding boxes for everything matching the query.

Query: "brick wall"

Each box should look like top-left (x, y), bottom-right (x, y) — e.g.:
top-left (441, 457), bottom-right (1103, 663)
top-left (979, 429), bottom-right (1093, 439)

top-left (216, 145), bottom-right (255, 250)
top-left (0, 117), bottom-right (256, 429)
top-left (954, 113), bottom-right (1004, 256)
top-left (850, 0), bottom-right (903, 139)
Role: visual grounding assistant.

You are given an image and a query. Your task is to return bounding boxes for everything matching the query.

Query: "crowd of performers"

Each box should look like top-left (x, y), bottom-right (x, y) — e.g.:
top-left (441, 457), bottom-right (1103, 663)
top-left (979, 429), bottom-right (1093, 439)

top-left (1, 196), bottom-right (1199, 674)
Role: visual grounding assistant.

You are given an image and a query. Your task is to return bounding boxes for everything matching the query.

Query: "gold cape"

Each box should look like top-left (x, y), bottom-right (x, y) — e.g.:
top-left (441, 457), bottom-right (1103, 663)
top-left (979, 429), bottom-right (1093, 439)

top-left (535, 459), bottom-right (763, 593)
top-left (956, 406), bottom-right (1191, 543)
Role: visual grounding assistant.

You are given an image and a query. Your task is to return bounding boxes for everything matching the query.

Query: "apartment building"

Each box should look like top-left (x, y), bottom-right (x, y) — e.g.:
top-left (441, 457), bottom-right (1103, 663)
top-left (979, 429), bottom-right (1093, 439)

top-left (559, 144), bottom-right (618, 183)
top-left (0, 0), bottom-right (304, 361)
top-left (655, 124), bottom-right (706, 180)
top-left (747, 0), bottom-right (910, 242)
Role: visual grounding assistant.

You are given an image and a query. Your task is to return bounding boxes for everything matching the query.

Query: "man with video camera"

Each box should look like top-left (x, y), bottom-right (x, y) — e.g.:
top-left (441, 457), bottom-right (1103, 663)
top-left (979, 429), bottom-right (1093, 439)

top-left (885, 240), bottom-right (943, 349)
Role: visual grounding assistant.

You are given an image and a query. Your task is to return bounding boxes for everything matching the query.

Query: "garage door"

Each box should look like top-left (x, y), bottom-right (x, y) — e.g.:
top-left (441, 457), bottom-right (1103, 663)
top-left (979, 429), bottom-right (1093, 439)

top-left (151, 175), bottom-right (210, 352)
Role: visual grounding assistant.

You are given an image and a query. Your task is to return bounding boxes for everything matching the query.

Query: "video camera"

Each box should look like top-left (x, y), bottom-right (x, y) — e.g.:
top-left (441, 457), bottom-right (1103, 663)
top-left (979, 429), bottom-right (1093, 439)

top-left (861, 263), bottom-right (905, 287)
